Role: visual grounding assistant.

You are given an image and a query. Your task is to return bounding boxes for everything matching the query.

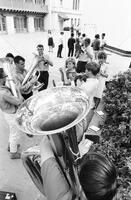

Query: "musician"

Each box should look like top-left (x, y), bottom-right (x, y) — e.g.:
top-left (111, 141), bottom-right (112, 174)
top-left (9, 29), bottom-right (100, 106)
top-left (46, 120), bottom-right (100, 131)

top-left (0, 53), bottom-right (15, 87)
top-left (40, 136), bottom-right (117, 200)
top-left (0, 68), bottom-right (24, 159)
top-left (14, 55), bottom-right (38, 100)
top-left (36, 44), bottom-right (53, 91)
top-left (76, 38), bottom-right (93, 73)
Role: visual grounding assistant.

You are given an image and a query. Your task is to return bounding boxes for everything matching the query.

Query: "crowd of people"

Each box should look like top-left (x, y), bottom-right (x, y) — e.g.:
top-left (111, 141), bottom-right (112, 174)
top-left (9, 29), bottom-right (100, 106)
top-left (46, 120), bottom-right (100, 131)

top-left (0, 29), bottom-right (118, 200)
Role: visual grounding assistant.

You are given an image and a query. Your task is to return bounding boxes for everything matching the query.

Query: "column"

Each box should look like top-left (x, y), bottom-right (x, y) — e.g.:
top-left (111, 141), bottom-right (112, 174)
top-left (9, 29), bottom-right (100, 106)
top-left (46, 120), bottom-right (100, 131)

top-left (28, 16), bottom-right (35, 33)
top-left (6, 15), bottom-right (15, 34)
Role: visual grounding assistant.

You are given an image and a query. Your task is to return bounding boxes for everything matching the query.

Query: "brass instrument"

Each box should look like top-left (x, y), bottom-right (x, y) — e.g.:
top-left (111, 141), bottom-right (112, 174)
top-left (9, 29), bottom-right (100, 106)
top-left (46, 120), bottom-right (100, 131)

top-left (22, 54), bottom-right (44, 94)
top-left (3, 61), bottom-right (18, 97)
top-left (16, 86), bottom-right (90, 197)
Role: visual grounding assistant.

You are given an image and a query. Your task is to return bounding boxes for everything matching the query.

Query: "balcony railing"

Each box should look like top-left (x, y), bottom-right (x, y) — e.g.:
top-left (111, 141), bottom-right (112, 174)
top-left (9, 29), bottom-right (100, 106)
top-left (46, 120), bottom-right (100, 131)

top-left (0, 0), bottom-right (48, 13)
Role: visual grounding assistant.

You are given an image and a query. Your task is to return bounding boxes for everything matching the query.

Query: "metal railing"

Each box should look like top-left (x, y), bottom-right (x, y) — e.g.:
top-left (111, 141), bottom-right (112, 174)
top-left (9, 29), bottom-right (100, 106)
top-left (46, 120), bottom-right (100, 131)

top-left (0, 0), bottom-right (48, 13)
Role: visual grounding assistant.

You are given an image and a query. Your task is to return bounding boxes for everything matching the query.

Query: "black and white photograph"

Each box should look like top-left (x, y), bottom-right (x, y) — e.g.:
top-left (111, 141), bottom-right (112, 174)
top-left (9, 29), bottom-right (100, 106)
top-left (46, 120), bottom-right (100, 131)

top-left (0, 0), bottom-right (130, 200)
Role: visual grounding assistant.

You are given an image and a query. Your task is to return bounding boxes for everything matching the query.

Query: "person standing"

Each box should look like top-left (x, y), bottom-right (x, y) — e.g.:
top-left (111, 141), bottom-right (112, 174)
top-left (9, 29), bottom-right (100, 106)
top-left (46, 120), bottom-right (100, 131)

top-left (14, 55), bottom-right (38, 100)
top-left (36, 44), bottom-right (53, 91)
top-left (94, 51), bottom-right (108, 109)
top-left (48, 30), bottom-right (54, 53)
top-left (76, 38), bottom-right (93, 73)
top-left (0, 68), bottom-right (23, 159)
top-left (57, 32), bottom-right (64, 58)
top-left (67, 33), bottom-right (76, 57)
top-left (91, 34), bottom-right (101, 60)
top-left (74, 32), bottom-right (82, 58)
top-left (100, 33), bottom-right (107, 50)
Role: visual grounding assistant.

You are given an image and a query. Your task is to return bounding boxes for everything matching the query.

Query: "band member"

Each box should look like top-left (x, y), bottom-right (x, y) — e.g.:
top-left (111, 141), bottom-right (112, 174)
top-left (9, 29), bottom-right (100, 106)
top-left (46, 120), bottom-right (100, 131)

top-left (40, 136), bottom-right (117, 200)
top-left (36, 44), bottom-right (53, 91)
top-left (14, 55), bottom-right (38, 100)
top-left (0, 68), bottom-right (24, 159)
top-left (0, 53), bottom-right (15, 88)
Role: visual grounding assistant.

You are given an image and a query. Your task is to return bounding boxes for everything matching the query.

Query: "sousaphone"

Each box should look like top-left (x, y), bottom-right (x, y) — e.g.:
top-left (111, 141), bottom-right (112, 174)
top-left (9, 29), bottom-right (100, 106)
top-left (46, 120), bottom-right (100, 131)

top-left (16, 86), bottom-right (90, 197)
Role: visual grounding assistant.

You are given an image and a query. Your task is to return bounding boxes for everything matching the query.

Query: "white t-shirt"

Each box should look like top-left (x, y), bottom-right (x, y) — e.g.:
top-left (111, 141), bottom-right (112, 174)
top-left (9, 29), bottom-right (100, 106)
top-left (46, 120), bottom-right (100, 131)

top-left (78, 46), bottom-right (93, 62)
top-left (80, 78), bottom-right (99, 109)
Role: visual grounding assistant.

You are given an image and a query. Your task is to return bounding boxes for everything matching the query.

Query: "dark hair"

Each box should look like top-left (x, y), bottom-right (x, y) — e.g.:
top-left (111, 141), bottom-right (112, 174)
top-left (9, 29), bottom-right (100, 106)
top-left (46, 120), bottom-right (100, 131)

top-left (6, 53), bottom-right (14, 59)
top-left (37, 44), bottom-right (44, 48)
top-left (71, 33), bottom-right (74, 37)
top-left (82, 33), bottom-right (86, 37)
top-left (60, 31), bottom-right (64, 35)
top-left (14, 55), bottom-right (25, 64)
top-left (102, 33), bottom-right (105, 37)
top-left (85, 62), bottom-right (100, 76)
top-left (84, 38), bottom-right (91, 45)
top-left (79, 152), bottom-right (117, 200)
top-left (98, 51), bottom-right (107, 60)
top-left (95, 34), bottom-right (100, 39)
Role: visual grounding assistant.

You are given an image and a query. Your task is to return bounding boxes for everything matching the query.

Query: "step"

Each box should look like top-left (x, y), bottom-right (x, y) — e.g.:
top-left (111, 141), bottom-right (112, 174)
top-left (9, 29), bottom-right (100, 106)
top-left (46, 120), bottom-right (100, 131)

top-left (84, 100), bottom-right (106, 143)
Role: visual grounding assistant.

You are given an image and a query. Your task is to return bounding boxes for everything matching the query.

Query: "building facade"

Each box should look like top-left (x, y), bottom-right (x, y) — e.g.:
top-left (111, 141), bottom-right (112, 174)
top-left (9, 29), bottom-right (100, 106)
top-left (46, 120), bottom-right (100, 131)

top-left (48, 0), bottom-right (83, 32)
top-left (0, 0), bottom-right (84, 34)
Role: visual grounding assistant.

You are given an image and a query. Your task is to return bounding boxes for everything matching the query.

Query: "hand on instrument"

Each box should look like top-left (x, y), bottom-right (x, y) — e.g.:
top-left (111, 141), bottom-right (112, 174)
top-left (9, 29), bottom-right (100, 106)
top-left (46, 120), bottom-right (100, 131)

top-left (30, 75), bottom-right (37, 84)
top-left (40, 136), bottom-right (54, 166)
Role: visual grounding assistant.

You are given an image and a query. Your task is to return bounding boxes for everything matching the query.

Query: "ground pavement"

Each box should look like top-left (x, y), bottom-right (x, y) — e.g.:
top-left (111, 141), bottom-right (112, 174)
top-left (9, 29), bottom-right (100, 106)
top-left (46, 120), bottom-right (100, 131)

top-left (0, 31), bottom-right (130, 200)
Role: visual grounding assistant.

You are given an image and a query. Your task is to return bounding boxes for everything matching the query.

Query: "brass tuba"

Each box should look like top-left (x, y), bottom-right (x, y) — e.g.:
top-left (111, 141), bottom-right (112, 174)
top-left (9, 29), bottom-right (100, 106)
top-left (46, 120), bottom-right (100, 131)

top-left (16, 86), bottom-right (90, 197)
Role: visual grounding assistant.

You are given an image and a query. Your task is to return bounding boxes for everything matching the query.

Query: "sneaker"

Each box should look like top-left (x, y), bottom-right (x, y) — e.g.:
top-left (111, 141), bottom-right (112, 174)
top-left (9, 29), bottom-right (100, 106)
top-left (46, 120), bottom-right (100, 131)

top-left (10, 152), bottom-right (21, 159)
top-left (7, 144), bottom-right (20, 152)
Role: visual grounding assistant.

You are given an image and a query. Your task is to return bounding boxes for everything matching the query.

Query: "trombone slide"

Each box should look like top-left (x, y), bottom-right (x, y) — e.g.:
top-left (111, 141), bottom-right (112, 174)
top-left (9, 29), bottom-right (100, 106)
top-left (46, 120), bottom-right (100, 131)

top-left (3, 62), bottom-right (18, 97)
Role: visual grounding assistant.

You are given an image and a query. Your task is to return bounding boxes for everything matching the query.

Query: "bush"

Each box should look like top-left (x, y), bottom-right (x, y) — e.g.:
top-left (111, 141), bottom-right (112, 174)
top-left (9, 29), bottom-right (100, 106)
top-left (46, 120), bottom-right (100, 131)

top-left (92, 69), bottom-right (131, 199)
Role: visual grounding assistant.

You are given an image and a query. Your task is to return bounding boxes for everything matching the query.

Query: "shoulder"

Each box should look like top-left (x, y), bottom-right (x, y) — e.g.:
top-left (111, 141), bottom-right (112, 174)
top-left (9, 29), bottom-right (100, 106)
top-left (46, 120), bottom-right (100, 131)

top-left (44, 54), bottom-right (50, 59)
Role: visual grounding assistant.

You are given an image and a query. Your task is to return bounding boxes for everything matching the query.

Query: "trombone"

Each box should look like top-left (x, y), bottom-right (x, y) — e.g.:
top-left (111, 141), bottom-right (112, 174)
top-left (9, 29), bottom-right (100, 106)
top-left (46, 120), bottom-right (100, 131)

top-left (3, 61), bottom-right (18, 97)
top-left (22, 54), bottom-right (44, 94)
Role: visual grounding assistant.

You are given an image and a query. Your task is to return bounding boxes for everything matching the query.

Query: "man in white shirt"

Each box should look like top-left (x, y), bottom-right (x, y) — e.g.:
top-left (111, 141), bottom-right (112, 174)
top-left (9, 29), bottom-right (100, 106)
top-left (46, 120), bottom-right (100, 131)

top-left (80, 62), bottom-right (100, 109)
top-left (76, 38), bottom-right (93, 73)
top-left (36, 44), bottom-right (53, 91)
top-left (57, 32), bottom-right (64, 58)
top-left (76, 62), bottom-right (100, 142)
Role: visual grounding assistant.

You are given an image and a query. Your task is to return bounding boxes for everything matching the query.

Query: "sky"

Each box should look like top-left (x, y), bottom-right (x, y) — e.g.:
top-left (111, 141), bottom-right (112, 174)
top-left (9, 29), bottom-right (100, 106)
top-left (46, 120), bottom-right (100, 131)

top-left (82, 0), bottom-right (131, 49)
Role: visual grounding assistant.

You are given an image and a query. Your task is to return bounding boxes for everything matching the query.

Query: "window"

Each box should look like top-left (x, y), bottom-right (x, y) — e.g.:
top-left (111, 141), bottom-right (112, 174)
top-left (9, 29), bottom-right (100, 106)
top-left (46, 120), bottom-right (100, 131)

top-left (24, 0), bottom-right (33, 2)
top-left (71, 18), bottom-right (73, 26)
top-left (74, 18), bottom-right (76, 26)
top-left (73, 0), bottom-right (80, 10)
top-left (34, 17), bottom-right (44, 31)
top-left (78, 18), bottom-right (80, 26)
top-left (0, 15), bottom-right (7, 33)
top-left (60, 0), bottom-right (63, 6)
top-left (34, 0), bottom-right (42, 4)
top-left (14, 16), bottom-right (27, 33)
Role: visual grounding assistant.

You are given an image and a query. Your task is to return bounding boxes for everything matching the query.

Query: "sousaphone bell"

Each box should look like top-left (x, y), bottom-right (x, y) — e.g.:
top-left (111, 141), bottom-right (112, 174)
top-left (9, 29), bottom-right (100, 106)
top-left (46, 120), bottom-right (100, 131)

top-left (16, 86), bottom-right (90, 197)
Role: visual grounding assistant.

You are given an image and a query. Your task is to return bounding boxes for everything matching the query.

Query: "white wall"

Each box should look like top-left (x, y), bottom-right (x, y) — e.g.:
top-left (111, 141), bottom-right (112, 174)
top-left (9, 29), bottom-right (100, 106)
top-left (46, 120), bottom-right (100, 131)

top-left (82, 0), bottom-right (131, 50)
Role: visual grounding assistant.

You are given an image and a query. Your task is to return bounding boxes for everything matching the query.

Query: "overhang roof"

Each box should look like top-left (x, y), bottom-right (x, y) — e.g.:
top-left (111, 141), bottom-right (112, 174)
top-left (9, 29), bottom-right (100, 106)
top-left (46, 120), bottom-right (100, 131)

top-left (58, 13), bottom-right (69, 21)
